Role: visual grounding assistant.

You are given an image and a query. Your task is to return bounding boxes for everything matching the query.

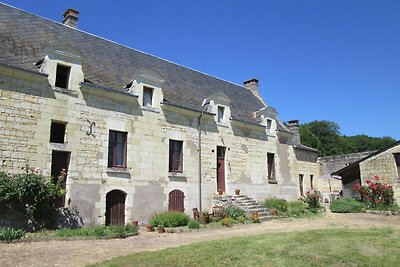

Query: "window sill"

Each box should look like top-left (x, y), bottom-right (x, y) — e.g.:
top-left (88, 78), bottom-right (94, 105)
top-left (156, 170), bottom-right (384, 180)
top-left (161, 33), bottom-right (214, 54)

top-left (168, 172), bottom-right (187, 181)
top-left (106, 167), bottom-right (130, 174)
top-left (141, 106), bottom-right (160, 113)
top-left (53, 86), bottom-right (78, 97)
top-left (48, 142), bottom-right (69, 151)
top-left (268, 179), bottom-right (278, 184)
top-left (216, 122), bottom-right (229, 128)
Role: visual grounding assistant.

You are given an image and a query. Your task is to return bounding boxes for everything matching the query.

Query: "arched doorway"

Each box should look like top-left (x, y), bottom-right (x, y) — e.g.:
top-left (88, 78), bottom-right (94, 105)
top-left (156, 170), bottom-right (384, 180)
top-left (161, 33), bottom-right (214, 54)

top-left (105, 190), bottom-right (126, 226)
top-left (168, 189), bottom-right (185, 212)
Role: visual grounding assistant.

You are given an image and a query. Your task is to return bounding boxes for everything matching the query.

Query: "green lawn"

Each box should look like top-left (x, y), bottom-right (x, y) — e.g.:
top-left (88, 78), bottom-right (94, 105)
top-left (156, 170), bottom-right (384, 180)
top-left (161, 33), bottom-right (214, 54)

top-left (91, 228), bottom-right (400, 267)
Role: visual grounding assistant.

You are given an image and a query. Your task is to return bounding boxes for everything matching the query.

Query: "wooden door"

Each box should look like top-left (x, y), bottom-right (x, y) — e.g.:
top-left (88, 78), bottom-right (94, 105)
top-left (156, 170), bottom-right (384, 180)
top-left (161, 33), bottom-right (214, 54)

top-left (106, 190), bottom-right (126, 226)
top-left (168, 189), bottom-right (185, 212)
top-left (217, 146), bottom-right (226, 192)
top-left (299, 174), bottom-right (304, 196)
top-left (51, 151), bottom-right (70, 207)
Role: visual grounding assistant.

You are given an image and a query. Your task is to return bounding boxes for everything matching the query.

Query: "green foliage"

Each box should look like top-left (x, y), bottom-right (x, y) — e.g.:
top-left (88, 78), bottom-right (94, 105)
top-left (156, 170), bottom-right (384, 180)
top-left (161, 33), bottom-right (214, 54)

top-left (355, 176), bottom-right (397, 210)
top-left (0, 172), bottom-right (65, 229)
top-left (0, 227), bottom-right (25, 242)
top-left (303, 190), bottom-right (321, 209)
top-left (220, 217), bottom-right (236, 227)
top-left (187, 219), bottom-right (200, 229)
top-left (330, 197), bottom-right (364, 213)
top-left (262, 198), bottom-right (288, 212)
top-left (149, 211), bottom-right (190, 227)
top-left (55, 225), bottom-right (138, 238)
top-left (225, 205), bottom-right (246, 220)
top-left (300, 120), bottom-right (396, 156)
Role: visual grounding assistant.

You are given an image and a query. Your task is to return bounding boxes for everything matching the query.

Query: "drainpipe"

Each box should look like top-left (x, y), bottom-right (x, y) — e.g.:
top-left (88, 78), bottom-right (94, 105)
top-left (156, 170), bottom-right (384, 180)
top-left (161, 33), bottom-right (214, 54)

top-left (198, 112), bottom-right (204, 211)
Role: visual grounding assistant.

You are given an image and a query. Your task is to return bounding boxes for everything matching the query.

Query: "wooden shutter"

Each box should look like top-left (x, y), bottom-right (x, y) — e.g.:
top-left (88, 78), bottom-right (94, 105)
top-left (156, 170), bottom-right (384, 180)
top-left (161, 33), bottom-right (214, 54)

top-left (168, 190), bottom-right (185, 212)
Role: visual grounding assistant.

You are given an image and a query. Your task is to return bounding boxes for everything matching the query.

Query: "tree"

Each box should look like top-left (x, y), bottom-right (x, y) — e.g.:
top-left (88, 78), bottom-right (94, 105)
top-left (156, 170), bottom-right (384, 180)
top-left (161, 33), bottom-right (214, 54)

top-left (299, 120), bottom-right (396, 156)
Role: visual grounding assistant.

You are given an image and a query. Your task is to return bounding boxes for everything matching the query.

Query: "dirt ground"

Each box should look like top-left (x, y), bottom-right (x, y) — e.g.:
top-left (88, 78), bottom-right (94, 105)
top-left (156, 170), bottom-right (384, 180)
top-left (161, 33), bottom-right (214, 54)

top-left (1, 211), bottom-right (399, 267)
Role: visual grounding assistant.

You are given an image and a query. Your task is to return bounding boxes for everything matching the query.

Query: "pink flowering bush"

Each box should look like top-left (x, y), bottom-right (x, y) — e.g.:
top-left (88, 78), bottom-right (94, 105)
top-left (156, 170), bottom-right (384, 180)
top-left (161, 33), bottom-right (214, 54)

top-left (354, 175), bottom-right (396, 209)
top-left (303, 190), bottom-right (321, 209)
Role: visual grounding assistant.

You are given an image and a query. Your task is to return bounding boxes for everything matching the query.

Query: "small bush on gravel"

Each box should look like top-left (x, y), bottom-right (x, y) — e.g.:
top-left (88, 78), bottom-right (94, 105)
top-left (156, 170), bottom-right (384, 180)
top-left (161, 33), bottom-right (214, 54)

top-left (225, 205), bottom-right (247, 220)
top-left (221, 217), bottom-right (236, 227)
top-left (0, 227), bottom-right (25, 243)
top-left (187, 219), bottom-right (200, 229)
top-left (330, 197), bottom-right (364, 213)
top-left (263, 198), bottom-right (288, 212)
top-left (150, 211), bottom-right (190, 227)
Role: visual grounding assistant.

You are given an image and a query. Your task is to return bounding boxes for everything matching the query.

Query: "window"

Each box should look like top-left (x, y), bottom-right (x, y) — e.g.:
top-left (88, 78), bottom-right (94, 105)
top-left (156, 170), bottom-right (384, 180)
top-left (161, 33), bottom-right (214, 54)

top-left (217, 106), bottom-right (225, 123)
top-left (50, 121), bottom-right (66, 143)
top-left (108, 130), bottom-right (127, 168)
top-left (55, 64), bottom-right (71, 89)
top-left (143, 86), bottom-right (153, 107)
top-left (394, 153), bottom-right (400, 178)
top-left (267, 153), bottom-right (276, 181)
top-left (299, 174), bottom-right (304, 196)
top-left (266, 119), bottom-right (272, 132)
top-left (310, 174), bottom-right (314, 189)
top-left (169, 140), bottom-right (183, 172)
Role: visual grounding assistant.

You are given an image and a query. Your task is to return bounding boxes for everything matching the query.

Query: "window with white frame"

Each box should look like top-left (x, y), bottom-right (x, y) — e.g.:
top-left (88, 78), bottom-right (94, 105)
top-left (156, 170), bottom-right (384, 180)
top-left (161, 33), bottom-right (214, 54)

top-left (217, 106), bottom-right (225, 123)
top-left (143, 86), bottom-right (153, 107)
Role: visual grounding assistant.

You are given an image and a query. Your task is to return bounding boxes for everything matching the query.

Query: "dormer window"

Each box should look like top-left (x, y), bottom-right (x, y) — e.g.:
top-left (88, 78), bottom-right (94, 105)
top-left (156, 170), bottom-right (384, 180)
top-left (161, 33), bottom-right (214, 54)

top-left (143, 86), bottom-right (153, 107)
top-left (217, 106), bottom-right (225, 123)
top-left (266, 119), bottom-right (272, 132)
top-left (55, 64), bottom-right (71, 89)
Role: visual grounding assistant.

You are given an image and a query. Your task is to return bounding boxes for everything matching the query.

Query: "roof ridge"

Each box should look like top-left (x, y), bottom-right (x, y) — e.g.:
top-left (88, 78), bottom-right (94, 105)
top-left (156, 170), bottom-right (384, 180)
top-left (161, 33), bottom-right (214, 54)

top-left (0, 2), bottom-right (247, 90)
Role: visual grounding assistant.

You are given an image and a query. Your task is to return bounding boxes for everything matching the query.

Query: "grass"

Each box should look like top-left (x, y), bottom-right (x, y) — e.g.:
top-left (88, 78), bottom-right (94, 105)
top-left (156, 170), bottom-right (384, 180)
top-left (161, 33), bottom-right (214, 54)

top-left (24, 225), bottom-right (138, 241)
top-left (91, 228), bottom-right (400, 267)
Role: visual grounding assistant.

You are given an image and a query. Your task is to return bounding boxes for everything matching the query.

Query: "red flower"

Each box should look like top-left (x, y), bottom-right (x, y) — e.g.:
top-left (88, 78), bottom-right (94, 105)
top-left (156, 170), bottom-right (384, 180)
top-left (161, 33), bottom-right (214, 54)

top-left (366, 179), bottom-right (371, 184)
top-left (354, 184), bottom-right (360, 190)
top-left (373, 175), bottom-right (381, 181)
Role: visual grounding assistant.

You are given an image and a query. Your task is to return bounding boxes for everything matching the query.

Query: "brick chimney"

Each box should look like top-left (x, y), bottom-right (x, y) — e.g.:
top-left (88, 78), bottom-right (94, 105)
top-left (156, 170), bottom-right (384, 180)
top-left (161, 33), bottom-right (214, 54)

top-left (287, 120), bottom-right (300, 144)
top-left (243, 78), bottom-right (259, 96)
top-left (63, 8), bottom-right (79, 28)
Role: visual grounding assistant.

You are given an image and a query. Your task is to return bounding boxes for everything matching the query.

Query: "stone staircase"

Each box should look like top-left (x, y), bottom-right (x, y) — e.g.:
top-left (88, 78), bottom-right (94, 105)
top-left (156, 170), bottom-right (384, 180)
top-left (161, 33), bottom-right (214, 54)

top-left (213, 195), bottom-right (274, 222)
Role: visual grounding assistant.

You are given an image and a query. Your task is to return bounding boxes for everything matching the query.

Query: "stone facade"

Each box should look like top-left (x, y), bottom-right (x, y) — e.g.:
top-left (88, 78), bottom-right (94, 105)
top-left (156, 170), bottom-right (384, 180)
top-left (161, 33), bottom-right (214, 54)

top-left (0, 4), bottom-right (324, 226)
top-left (334, 142), bottom-right (400, 202)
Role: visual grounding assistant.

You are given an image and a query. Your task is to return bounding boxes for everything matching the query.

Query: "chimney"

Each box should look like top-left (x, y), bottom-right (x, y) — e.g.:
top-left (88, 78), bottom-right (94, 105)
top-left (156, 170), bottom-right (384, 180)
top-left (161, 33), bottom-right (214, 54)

top-left (287, 120), bottom-right (300, 144)
top-left (63, 8), bottom-right (79, 28)
top-left (243, 78), bottom-right (259, 96)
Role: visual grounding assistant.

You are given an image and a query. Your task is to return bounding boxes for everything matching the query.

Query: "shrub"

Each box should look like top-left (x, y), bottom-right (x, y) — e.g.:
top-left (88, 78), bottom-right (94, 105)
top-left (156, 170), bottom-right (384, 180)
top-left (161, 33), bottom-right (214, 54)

top-left (262, 198), bottom-right (288, 212)
top-left (55, 225), bottom-right (138, 238)
top-left (282, 201), bottom-right (309, 217)
top-left (225, 205), bottom-right (246, 220)
top-left (0, 227), bottom-right (25, 243)
top-left (330, 197), bottom-right (364, 213)
top-left (303, 190), bottom-right (321, 209)
top-left (149, 211), bottom-right (190, 227)
top-left (187, 219), bottom-right (200, 229)
top-left (221, 217), bottom-right (236, 227)
top-left (355, 175), bottom-right (396, 210)
top-left (0, 171), bottom-right (65, 229)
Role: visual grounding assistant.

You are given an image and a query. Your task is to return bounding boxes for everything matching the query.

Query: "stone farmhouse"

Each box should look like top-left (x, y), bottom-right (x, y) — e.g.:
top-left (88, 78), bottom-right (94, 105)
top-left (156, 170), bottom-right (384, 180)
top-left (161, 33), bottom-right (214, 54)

top-left (333, 141), bottom-right (400, 202)
top-left (0, 4), bottom-right (321, 225)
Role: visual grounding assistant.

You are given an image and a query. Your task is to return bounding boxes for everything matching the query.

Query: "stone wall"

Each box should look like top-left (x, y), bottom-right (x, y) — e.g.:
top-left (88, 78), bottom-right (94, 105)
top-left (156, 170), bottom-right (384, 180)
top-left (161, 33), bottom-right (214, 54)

top-left (1, 65), bottom-right (309, 225)
top-left (318, 151), bottom-right (374, 174)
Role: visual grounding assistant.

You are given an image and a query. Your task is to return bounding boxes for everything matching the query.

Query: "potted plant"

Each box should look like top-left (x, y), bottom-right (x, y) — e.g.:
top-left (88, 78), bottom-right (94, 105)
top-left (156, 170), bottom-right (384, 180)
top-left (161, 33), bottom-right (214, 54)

top-left (157, 225), bottom-right (165, 233)
top-left (146, 224), bottom-right (153, 232)
top-left (235, 189), bottom-right (240, 195)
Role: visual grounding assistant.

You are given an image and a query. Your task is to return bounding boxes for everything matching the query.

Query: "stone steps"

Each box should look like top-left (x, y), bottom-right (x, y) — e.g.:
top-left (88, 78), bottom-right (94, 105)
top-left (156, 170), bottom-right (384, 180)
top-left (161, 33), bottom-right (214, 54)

top-left (213, 194), bottom-right (275, 222)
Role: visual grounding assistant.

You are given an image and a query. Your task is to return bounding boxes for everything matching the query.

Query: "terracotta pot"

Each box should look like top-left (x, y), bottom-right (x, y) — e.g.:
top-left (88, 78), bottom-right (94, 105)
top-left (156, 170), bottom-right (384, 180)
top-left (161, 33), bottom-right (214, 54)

top-left (235, 189), bottom-right (240, 195)
top-left (157, 227), bottom-right (165, 233)
top-left (146, 225), bottom-right (153, 232)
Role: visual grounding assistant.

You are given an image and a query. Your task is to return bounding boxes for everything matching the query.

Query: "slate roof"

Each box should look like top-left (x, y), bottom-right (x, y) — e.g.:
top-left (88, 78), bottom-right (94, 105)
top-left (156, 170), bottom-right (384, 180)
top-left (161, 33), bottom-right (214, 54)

top-left (0, 3), bottom-right (268, 125)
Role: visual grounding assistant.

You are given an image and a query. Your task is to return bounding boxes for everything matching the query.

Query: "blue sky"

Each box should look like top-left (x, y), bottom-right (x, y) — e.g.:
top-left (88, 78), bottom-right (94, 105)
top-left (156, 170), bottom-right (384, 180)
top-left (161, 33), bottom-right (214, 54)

top-left (3, 0), bottom-right (400, 139)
